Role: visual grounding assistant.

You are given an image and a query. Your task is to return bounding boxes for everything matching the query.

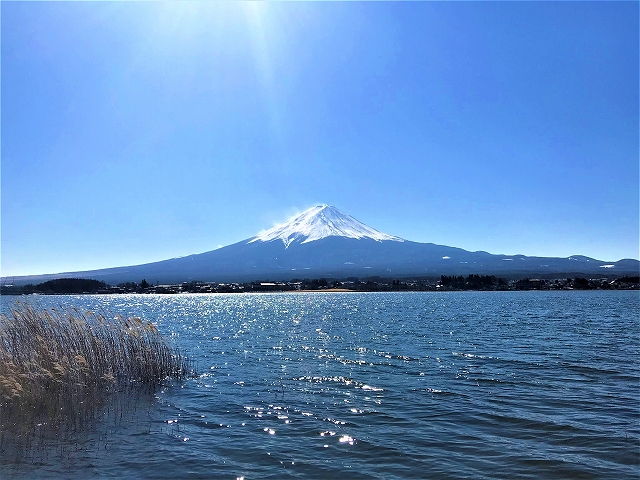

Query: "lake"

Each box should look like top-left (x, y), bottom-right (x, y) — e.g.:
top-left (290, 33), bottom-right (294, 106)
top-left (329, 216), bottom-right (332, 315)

top-left (1, 291), bottom-right (638, 479)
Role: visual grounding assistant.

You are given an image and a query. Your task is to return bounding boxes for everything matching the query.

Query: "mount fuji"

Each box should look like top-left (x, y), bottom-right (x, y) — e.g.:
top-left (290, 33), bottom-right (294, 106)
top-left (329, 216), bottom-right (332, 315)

top-left (250, 205), bottom-right (403, 247)
top-left (6, 205), bottom-right (639, 284)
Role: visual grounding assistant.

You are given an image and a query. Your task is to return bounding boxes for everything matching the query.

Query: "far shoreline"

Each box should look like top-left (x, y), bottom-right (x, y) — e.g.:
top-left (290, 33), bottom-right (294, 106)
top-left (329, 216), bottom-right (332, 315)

top-left (2, 274), bottom-right (638, 296)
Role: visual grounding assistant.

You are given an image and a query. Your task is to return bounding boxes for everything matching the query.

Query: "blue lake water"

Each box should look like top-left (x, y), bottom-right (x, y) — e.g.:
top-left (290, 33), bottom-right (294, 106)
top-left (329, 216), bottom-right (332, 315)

top-left (1, 291), bottom-right (639, 479)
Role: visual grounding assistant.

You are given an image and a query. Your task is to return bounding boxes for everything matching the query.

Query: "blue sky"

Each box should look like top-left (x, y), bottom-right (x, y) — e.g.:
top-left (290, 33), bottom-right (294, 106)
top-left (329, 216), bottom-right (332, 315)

top-left (2, 1), bottom-right (638, 277)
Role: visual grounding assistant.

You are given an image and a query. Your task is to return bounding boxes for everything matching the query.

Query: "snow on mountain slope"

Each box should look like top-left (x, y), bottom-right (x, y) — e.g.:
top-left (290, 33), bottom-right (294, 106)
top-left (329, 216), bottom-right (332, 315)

top-left (249, 205), bottom-right (404, 248)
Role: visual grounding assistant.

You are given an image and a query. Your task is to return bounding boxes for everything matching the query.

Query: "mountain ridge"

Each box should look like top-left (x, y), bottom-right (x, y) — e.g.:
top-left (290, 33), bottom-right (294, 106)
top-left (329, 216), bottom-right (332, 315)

top-left (3, 205), bottom-right (639, 284)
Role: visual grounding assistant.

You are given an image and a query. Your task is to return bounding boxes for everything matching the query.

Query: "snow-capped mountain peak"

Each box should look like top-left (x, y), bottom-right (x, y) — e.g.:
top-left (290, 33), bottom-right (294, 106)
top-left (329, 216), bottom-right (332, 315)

top-left (249, 205), bottom-right (404, 248)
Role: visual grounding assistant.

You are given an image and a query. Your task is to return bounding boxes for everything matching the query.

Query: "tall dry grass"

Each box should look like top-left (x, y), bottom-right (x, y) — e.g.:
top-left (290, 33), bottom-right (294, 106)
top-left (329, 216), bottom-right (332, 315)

top-left (0, 303), bottom-right (189, 440)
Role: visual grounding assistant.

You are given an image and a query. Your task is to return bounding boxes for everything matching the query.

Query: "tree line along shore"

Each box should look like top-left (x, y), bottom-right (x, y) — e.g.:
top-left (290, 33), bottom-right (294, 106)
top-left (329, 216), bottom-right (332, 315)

top-left (2, 275), bottom-right (638, 295)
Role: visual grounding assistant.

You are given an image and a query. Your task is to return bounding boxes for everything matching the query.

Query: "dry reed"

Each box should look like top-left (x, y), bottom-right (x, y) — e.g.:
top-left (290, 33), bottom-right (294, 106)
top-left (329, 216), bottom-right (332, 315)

top-left (0, 303), bottom-right (189, 439)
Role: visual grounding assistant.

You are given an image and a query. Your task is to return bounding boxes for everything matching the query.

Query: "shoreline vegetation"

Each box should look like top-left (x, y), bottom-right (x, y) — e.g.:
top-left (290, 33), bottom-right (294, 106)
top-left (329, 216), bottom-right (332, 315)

top-left (1, 275), bottom-right (638, 296)
top-left (0, 303), bottom-right (190, 455)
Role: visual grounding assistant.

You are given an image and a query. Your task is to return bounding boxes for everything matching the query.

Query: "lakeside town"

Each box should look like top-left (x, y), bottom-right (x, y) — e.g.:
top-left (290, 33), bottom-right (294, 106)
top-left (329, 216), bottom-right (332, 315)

top-left (1, 274), bottom-right (638, 295)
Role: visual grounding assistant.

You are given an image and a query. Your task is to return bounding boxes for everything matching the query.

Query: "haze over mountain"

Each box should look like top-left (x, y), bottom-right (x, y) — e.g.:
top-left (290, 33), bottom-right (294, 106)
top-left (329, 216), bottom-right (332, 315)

top-left (4, 205), bottom-right (639, 285)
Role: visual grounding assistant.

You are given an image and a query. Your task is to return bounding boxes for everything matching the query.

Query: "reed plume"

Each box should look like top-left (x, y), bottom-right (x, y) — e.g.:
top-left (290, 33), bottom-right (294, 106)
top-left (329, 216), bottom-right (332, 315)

top-left (0, 303), bottom-right (188, 437)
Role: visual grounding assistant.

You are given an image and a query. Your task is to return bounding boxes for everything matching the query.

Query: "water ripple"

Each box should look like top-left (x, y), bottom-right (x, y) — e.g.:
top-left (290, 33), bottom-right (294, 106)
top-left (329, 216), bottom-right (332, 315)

top-left (2, 291), bottom-right (638, 479)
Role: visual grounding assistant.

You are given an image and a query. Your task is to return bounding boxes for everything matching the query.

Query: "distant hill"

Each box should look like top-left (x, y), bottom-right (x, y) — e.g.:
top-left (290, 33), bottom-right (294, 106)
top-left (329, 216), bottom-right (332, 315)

top-left (4, 205), bottom-right (639, 285)
top-left (6, 278), bottom-right (107, 294)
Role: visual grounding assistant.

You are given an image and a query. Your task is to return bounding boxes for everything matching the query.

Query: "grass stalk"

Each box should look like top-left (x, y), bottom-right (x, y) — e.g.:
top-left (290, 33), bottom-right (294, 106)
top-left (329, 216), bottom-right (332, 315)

top-left (0, 303), bottom-right (189, 444)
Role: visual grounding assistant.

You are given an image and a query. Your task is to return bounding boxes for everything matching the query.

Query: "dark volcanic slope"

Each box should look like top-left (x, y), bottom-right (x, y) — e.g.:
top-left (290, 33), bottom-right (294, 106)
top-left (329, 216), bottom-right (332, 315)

top-left (5, 205), bottom-right (638, 285)
top-left (7, 237), bottom-right (639, 285)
